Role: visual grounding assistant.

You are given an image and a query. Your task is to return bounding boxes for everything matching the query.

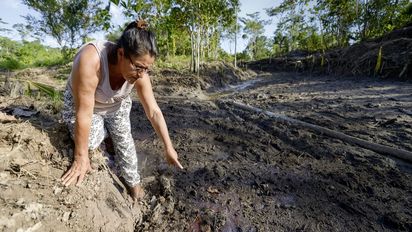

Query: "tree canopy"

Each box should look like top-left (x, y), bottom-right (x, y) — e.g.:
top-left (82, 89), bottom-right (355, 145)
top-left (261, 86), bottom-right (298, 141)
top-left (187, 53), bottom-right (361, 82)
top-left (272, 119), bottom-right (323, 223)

top-left (110, 0), bottom-right (240, 72)
top-left (12, 0), bottom-right (412, 64)
top-left (0, 18), bottom-right (11, 34)
top-left (22, 0), bottom-right (112, 58)
top-left (267, 0), bottom-right (412, 55)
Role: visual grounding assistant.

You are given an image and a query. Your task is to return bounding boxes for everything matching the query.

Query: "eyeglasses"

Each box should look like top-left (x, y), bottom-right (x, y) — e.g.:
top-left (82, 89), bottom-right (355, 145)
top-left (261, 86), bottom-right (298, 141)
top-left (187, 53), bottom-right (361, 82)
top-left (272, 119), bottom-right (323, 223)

top-left (128, 56), bottom-right (150, 74)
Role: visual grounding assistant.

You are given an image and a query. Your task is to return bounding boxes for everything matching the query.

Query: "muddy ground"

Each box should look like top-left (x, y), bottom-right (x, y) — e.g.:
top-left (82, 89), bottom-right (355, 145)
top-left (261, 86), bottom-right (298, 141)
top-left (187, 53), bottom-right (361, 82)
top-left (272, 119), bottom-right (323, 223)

top-left (0, 66), bottom-right (411, 232)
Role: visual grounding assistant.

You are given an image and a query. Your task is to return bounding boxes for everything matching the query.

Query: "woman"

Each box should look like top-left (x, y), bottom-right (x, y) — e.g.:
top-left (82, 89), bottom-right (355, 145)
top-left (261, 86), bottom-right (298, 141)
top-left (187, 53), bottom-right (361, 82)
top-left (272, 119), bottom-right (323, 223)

top-left (61, 20), bottom-right (183, 200)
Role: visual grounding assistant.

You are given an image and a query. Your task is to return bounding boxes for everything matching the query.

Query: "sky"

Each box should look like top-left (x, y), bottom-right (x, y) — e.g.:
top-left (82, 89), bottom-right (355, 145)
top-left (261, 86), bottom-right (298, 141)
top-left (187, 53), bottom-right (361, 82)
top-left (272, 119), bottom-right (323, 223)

top-left (222, 0), bottom-right (281, 54)
top-left (0, 0), bottom-right (281, 53)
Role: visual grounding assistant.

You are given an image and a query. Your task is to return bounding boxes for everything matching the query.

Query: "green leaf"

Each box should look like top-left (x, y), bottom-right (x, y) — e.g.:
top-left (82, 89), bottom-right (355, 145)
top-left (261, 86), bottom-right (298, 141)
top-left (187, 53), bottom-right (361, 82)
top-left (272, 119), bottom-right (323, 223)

top-left (374, 46), bottom-right (382, 75)
top-left (27, 80), bottom-right (62, 100)
top-left (110, 0), bottom-right (120, 5)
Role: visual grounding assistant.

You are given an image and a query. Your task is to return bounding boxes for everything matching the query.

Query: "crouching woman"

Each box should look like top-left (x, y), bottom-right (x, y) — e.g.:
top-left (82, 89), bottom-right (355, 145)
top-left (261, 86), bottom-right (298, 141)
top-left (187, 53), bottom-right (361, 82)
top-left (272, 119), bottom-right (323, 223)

top-left (60, 20), bottom-right (183, 200)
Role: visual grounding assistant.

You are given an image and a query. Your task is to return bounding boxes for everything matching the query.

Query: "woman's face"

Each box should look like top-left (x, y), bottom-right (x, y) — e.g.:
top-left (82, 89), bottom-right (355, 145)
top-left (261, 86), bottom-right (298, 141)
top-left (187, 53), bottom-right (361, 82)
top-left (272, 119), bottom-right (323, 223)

top-left (121, 51), bottom-right (155, 84)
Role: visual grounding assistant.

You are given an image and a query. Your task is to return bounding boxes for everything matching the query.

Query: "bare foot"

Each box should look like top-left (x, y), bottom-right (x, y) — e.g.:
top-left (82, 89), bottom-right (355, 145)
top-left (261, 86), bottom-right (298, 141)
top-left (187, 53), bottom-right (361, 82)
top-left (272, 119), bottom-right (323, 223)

top-left (130, 184), bottom-right (145, 201)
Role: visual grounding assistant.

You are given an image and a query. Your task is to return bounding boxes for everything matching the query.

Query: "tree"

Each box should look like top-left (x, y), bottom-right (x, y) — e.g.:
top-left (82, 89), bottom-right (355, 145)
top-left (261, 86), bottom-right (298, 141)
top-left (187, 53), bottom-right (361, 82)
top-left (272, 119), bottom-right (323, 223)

top-left (240, 12), bottom-right (269, 60)
top-left (0, 37), bottom-right (64, 70)
top-left (356, 0), bottom-right (412, 40)
top-left (0, 18), bottom-right (11, 34)
top-left (111, 0), bottom-right (239, 73)
top-left (267, 0), bottom-right (412, 55)
top-left (220, 3), bottom-right (241, 66)
top-left (171, 0), bottom-right (239, 72)
top-left (12, 23), bottom-right (41, 41)
top-left (406, 2), bottom-right (412, 15)
top-left (22, 0), bottom-right (112, 58)
top-left (105, 23), bottom-right (128, 42)
top-left (268, 0), bottom-right (324, 54)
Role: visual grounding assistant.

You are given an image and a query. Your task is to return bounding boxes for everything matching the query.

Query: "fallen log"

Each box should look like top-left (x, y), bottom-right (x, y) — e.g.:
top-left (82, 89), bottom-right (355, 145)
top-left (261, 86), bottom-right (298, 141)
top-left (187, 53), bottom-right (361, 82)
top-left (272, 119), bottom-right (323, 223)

top-left (225, 100), bottom-right (412, 163)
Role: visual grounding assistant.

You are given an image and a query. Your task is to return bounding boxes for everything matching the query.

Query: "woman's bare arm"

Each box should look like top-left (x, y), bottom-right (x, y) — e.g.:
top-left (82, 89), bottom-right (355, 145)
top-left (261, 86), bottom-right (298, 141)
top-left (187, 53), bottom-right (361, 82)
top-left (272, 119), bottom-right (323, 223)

top-left (134, 73), bottom-right (183, 169)
top-left (62, 45), bottom-right (101, 186)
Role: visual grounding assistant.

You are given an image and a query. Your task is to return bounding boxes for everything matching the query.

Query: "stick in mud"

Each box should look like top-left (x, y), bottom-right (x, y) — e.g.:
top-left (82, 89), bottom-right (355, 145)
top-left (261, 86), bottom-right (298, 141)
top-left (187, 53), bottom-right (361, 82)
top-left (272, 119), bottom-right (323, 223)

top-left (223, 100), bottom-right (412, 163)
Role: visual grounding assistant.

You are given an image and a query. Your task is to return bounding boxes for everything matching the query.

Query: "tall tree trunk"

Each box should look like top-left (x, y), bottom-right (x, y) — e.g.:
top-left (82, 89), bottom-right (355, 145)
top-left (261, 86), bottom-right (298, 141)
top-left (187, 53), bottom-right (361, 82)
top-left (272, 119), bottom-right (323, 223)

top-left (362, 1), bottom-right (370, 40)
top-left (196, 25), bottom-right (201, 75)
top-left (319, 16), bottom-right (328, 51)
top-left (190, 0), bottom-right (196, 73)
top-left (190, 29), bottom-right (196, 73)
top-left (234, 8), bottom-right (238, 68)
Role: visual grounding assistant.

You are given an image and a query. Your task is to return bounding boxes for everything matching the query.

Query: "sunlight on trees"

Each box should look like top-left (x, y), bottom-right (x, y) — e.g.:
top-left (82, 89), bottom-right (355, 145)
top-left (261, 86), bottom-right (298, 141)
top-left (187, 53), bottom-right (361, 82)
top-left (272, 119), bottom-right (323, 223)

top-left (110, 0), bottom-right (240, 73)
top-left (2, 0), bottom-right (410, 69)
top-left (22, 0), bottom-right (112, 59)
top-left (267, 0), bottom-right (412, 56)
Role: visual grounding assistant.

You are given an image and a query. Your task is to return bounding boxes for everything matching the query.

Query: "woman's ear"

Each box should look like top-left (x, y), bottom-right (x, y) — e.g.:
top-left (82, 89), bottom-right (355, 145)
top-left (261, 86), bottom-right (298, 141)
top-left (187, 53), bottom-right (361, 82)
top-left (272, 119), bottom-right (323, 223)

top-left (117, 48), bottom-right (125, 61)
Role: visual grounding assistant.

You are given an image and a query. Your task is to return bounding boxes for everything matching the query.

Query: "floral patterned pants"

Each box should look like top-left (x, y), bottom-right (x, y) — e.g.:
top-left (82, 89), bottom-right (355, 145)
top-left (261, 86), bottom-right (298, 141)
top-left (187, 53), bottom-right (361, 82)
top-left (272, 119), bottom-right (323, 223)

top-left (61, 87), bottom-right (140, 187)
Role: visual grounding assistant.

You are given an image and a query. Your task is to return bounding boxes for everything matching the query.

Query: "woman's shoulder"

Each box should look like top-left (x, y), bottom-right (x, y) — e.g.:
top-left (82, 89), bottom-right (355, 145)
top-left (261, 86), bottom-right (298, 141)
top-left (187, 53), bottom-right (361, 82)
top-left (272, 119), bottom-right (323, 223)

top-left (74, 44), bottom-right (101, 72)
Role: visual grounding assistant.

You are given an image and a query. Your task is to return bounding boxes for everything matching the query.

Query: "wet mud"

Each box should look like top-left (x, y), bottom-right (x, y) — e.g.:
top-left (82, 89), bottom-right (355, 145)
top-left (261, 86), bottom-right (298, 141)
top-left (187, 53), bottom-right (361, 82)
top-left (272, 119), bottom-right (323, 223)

top-left (0, 68), bottom-right (411, 231)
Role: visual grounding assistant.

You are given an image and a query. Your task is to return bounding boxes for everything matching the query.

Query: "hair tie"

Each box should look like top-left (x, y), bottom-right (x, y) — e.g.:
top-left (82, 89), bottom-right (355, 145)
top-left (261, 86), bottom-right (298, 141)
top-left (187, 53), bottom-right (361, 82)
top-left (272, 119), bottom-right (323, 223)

top-left (136, 19), bottom-right (148, 30)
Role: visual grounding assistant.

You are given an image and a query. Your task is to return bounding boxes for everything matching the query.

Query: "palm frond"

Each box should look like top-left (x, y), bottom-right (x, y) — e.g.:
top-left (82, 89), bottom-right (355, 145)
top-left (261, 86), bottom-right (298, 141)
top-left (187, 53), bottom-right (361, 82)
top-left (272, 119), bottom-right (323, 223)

top-left (26, 80), bottom-right (62, 100)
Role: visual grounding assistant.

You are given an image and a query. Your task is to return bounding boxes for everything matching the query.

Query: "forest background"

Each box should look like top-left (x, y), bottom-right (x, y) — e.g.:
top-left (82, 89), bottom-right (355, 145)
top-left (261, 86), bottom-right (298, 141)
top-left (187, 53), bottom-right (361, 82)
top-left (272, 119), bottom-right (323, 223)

top-left (0, 0), bottom-right (411, 73)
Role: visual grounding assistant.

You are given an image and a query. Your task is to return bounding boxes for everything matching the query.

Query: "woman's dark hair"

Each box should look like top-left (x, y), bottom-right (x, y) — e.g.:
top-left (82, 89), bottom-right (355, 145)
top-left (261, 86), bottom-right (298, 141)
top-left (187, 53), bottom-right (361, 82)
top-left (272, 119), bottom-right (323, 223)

top-left (108, 20), bottom-right (157, 64)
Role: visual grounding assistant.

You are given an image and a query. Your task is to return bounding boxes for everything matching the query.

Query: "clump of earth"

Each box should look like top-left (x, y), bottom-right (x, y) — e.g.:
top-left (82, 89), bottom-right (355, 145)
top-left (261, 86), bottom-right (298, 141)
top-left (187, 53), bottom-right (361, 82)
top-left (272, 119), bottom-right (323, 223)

top-left (0, 61), bottom-right (411, 231)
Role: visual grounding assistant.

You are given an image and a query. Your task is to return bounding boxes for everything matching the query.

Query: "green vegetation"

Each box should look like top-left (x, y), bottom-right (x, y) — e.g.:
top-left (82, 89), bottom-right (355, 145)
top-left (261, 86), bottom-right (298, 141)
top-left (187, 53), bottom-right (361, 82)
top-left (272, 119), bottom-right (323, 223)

top-left (0, 18), bottom-right (11, 33)
top-left (155, 55), bottom-right (192, 70)
top-left (268, 0), bottom-right (412, 56)
top-left (26, 80), bottom-right (63, 112)
top-left (26, 80), bottom-right (62, 101)
top-left (22, 0), bottom-right (111, 59)
top-left (0, 37), bottom-right (65, 70)
top-left (109, 0), bottom-right (411, 65)
top-left (0, 0), bottom-right (409, 72)
top-left (110, 0), bottom-right (240, 72)
top-left (375, 46), bottom-right (383, 75)
top-left (240, 12), bottom-right (270, 60)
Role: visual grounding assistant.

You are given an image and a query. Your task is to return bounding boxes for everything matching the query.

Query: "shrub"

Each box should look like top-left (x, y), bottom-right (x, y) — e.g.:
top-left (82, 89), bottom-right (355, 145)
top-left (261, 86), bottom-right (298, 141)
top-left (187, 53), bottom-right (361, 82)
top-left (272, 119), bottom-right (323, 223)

top-left (0, 57), bottom-right (22, 70)
top-left (0, 37), bottom-right (66, 70)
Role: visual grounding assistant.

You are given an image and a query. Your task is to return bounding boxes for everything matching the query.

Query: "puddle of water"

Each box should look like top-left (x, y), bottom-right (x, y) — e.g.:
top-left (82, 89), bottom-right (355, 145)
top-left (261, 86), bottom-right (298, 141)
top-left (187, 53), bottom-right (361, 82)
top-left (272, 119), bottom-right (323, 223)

top-left (221, 78), bottom-right (264, 92)
top-left (207, 77), bottom-right (266, 100)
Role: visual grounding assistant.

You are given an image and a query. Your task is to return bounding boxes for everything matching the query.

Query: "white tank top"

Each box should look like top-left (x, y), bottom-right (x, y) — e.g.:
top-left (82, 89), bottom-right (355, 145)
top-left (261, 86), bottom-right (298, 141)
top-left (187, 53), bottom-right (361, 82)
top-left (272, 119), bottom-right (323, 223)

top-left (68, 40), bottom-right (135, 115)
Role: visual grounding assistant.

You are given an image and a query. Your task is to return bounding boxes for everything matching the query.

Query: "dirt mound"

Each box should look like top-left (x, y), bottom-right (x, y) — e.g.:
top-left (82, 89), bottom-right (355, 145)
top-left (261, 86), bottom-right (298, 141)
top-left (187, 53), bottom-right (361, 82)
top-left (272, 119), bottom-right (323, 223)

top-left (0, 66), bottom-right (70, 104)
top-left (198, 62), bottom-right (257, 89)
top-left (246, 26), bottom-right (412, 79)
top-left (0, 65), bottom-right (70, 90)
top-left (0, 93), bottom-right (233, 232)
top-left (0, 96), bottom-right (142, 232)
top-left (150, 62), bottom-right (257, 99)
top-left (150, 68), bottom-right (207, 99)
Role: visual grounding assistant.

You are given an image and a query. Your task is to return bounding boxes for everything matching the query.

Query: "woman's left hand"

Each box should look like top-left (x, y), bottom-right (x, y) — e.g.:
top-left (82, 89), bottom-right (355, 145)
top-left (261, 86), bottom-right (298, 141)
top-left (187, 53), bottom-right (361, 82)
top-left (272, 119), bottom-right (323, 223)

top-left (164, 147), bottom-right (183, 169)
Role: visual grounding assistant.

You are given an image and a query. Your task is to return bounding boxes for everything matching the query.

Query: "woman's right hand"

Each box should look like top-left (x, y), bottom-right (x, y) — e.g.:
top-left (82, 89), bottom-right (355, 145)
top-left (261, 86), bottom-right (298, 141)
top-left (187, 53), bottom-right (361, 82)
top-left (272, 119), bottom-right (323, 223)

top-left (61, 155), bottom-right (92, 187)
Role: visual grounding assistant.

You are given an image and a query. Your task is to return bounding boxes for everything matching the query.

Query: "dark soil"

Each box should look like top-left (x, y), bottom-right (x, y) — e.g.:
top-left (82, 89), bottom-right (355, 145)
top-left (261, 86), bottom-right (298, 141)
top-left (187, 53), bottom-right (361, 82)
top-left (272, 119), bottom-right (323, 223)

top-left (0, 64), bottom-right (411, 232)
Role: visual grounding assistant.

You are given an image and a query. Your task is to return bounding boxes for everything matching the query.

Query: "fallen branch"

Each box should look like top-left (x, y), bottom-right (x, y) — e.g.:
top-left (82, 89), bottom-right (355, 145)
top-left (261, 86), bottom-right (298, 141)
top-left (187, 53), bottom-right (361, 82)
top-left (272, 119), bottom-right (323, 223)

top-left (225, 100), bottom-right (412, 163)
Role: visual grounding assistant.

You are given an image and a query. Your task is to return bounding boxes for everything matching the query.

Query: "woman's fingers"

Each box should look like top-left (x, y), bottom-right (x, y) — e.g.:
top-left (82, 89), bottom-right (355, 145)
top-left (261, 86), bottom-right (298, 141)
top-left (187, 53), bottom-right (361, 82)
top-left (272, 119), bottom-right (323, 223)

top-left (62, 170), bottom-right (77, 186)
top-left (164, 149), bottom-right (184, 170)
top-left (62, 169), bottom-right (75, 184)
top-left (61, 168), bottom-right (73, 180)
top-left (76, 173), bottom-right (86, 186)
top-left (167, 155), bottom-right (183, 169)
top-left (61, 157), bottom-right (91, 187)
top-left (173, 159), bottom-right (183, 169)
top-left (64, 173), bottom-right (78, 187)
